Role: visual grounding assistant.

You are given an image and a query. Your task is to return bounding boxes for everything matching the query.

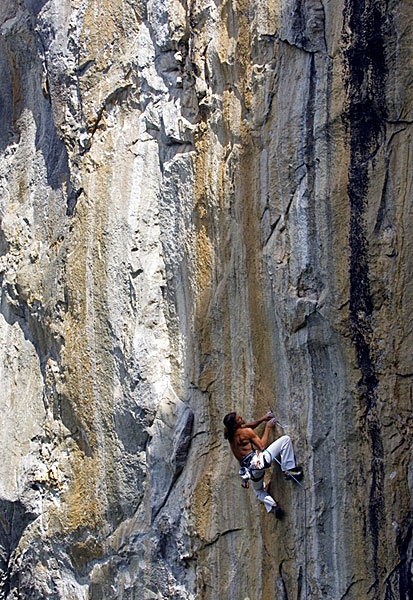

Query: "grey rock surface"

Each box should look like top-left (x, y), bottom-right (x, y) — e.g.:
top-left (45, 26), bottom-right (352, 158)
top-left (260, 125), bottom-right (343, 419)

top-left (0, 0), bottom-right (412, 598)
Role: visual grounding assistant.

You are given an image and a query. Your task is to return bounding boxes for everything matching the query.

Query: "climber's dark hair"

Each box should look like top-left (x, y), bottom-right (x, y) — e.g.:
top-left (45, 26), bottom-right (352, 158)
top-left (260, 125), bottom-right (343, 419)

top-left (223, 412), bottom-right (238, 443)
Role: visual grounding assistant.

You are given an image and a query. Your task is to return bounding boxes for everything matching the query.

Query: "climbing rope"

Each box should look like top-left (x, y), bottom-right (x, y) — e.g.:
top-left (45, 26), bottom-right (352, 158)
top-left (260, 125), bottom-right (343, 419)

top-left (272, 455), bottom-right (309, 600)
top-left (273, 463), bottom-right (323, 600)
top-left (267, 411), bottom-right (323, 600)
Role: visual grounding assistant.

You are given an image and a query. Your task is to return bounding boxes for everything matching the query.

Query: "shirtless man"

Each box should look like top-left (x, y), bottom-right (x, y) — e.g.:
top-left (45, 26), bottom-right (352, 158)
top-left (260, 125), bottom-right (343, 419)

top-left (223, 412), bottom-right (303, 517)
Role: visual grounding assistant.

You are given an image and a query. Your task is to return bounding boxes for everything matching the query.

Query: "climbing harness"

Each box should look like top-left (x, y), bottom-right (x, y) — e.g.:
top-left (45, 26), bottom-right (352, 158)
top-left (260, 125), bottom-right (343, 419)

top-left (239, 466), bottom-right (251, 483)
top-left (239, 447), bottom-right (274, 486)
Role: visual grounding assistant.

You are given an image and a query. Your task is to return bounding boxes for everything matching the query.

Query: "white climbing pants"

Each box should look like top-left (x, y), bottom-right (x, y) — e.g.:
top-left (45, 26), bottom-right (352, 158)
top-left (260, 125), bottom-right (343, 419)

top-left (251, 476), bottom-right (277, 513)
top-left (250, 435), bottom-right (296, 472)
top-left (250, 435), bottom-right (296, 513)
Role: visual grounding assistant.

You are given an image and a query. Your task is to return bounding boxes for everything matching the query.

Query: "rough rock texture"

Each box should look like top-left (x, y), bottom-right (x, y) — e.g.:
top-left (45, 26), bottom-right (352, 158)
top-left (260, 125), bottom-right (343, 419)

top-left (0, 0), bottom-right (412, 598)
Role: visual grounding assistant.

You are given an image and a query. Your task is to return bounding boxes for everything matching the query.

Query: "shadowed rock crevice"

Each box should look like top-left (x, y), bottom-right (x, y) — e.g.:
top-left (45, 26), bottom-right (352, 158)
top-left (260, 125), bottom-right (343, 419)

top-left (0, 499), bottom-right (37, 598)
top-left (0, 7), bottom-right (71, 201)
top-left (151, 405), bottom-right (194, 521)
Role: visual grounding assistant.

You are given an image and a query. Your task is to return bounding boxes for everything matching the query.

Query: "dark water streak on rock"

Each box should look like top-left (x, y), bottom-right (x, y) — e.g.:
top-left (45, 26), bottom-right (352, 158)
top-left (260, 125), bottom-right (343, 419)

top-left (343, 0), bottom-right (388, 593)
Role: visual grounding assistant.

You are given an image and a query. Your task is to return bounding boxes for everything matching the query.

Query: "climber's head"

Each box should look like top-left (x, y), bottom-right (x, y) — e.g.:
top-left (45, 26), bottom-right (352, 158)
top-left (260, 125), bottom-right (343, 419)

top-left (223, 412), bottom-right (243, 442)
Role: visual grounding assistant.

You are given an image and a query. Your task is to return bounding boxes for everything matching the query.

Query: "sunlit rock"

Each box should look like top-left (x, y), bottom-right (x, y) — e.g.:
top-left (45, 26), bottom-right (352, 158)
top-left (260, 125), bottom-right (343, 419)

top-left (0, 0), bottom-right (411, 598)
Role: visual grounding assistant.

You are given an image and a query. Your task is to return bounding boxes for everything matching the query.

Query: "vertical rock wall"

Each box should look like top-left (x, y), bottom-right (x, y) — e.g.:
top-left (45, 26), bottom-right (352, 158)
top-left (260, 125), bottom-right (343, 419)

top-left (0, 0), bottom-right (411, 598)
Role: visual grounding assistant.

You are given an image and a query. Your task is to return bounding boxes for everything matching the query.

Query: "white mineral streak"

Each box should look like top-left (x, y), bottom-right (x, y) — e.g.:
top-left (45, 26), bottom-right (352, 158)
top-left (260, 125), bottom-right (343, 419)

top-left (0, 0), bottom-right (412, 598)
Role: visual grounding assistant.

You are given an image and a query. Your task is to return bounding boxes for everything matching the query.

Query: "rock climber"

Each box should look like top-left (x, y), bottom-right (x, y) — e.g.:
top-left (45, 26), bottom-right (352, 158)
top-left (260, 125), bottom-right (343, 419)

top-left (223, 411), bottom-right (303, 518)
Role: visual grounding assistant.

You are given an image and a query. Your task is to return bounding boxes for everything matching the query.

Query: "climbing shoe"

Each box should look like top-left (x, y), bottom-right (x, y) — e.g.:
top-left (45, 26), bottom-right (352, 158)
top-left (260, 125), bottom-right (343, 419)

top-left (284, 466), bottom-right (304, 481)
top-left (271, 504), bottom-right (283, 519)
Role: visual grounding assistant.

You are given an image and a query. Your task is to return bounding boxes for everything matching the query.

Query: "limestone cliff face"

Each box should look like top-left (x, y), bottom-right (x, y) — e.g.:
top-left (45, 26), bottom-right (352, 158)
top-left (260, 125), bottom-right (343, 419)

top-left (0, 0), bottom-right (412, 598)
